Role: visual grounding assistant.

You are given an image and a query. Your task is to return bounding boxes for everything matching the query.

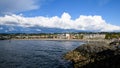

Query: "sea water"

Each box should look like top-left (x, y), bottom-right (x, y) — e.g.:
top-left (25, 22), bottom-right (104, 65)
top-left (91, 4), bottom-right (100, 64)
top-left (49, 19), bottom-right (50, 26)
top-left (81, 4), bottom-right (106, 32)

top-left (0, 40), bottom-right (84, 68)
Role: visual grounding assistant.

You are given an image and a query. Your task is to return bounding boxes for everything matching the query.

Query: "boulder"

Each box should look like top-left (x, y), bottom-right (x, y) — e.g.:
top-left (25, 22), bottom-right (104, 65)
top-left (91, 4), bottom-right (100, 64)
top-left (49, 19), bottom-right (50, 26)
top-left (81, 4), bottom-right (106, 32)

top-left (64, 42), bottom-right (120, 68)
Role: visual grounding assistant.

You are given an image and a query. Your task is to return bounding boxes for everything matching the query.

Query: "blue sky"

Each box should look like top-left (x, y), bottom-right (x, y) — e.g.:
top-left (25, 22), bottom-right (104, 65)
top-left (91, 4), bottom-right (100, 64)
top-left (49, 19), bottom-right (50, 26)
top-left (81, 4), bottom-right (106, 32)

top-left (22, 0), bottom-right (120, 25)
top-left (0, 0), bottom-right (120, 33)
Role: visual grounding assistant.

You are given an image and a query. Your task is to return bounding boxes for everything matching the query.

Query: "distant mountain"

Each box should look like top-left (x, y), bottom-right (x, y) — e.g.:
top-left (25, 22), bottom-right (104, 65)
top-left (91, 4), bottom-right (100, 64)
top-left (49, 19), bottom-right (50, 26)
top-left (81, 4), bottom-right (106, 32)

top-left (0, 25), bottom-right (86, 33)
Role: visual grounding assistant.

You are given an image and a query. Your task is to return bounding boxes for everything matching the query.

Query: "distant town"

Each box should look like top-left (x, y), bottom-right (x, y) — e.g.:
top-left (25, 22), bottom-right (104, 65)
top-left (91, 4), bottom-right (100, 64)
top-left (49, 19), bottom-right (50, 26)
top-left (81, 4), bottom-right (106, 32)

top-left (0, 32), bottom-right (120, 41)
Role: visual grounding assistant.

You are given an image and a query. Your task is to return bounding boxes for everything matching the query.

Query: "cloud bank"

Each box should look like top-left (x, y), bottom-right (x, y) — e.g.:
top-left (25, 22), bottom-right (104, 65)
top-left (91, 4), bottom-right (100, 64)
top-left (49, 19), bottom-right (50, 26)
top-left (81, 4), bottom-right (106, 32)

top-left (0, 0), bottom-right (39, 15)
top-left (0, 12), bottom-right (120, 32)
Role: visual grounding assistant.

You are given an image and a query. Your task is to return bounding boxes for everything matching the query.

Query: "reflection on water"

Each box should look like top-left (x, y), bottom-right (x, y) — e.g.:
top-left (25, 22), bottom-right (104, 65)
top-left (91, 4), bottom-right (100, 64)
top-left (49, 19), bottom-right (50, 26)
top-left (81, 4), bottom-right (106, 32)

top-left (0, 40), bottom-right (84, 68)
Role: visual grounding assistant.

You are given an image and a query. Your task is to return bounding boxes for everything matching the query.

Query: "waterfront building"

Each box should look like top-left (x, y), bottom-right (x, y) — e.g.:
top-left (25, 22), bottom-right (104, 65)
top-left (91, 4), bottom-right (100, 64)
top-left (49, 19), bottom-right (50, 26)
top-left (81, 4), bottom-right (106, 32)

top-left (83, 34), bottom-right (105, 39)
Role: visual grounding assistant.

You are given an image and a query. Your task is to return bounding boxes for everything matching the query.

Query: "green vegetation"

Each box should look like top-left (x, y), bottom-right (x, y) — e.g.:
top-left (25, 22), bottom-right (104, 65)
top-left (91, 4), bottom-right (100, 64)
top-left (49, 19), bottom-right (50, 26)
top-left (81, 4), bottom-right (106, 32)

top-left (105, 33), bottom-right (120, 39)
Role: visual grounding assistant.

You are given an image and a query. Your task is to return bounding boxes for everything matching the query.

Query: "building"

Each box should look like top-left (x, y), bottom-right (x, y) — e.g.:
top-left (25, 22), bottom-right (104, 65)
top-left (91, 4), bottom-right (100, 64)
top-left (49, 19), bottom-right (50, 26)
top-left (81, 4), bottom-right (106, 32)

top-left (57, 33), bottom-right (71, 39)
top-left (65, 33), bottom-right (71, 39)
top-left (83, 34), bottom-right (105, 39)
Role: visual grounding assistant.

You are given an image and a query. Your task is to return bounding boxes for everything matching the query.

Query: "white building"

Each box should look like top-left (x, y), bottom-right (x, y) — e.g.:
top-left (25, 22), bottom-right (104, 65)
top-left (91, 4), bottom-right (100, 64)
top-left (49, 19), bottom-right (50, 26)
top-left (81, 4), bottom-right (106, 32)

top-left (57, 33), bottom-right (71, 39)
top-left (83, 34), bottom-right (105, 39)
top-left (65, 34), bottom-right (71, 39)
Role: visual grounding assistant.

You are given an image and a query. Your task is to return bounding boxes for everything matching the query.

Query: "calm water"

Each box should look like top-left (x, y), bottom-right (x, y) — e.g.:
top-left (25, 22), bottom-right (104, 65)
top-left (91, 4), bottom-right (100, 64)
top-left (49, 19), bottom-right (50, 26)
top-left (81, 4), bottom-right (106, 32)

top-left (0, 40), bottom-right (84, 68)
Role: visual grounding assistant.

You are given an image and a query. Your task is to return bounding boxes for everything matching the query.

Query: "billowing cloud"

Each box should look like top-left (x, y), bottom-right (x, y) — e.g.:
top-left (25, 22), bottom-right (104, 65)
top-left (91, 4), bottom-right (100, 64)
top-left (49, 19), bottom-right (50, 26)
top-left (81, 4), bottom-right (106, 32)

top-left (0, 0), bottom-right (39, 15)
top-left (0, 12), bottom-right (120, 32)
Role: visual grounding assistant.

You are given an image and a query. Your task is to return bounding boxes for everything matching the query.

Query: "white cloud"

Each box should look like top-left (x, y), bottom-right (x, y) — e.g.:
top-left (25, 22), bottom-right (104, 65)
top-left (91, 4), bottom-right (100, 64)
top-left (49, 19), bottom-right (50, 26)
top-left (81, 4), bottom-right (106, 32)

top-left (0, 12), bottom-right (120, 32)
top-left (0, 0), bottom-right (39, 15)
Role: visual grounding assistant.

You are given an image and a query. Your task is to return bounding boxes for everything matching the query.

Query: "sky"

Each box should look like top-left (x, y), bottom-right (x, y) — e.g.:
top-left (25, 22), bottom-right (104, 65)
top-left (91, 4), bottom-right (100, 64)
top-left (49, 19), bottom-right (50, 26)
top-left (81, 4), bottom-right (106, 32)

top-left (0, 0), bottom-right (120, 33)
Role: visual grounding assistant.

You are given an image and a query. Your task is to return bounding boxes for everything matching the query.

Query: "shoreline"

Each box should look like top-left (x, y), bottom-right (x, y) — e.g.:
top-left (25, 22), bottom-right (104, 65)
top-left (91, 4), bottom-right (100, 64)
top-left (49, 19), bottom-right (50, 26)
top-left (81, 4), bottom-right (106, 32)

top-left (9, 38), bottom-right (111, 43)
top-left (63, 40), bottom-right (120, 68)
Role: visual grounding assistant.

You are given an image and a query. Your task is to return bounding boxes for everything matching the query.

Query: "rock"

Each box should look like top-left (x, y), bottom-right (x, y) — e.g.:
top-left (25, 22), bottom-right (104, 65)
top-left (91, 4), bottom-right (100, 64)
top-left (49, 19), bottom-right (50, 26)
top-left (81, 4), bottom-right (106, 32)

top-left (110, 40), bottom-right (120, 46)
top-left (63, 42), bottom-right (120, 68)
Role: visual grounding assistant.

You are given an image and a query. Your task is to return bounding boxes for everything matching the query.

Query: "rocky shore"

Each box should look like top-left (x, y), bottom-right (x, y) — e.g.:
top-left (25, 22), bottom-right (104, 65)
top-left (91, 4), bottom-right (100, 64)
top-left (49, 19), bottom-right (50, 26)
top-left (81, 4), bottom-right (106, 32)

top-left (63, 41), bottom-right (120, 68)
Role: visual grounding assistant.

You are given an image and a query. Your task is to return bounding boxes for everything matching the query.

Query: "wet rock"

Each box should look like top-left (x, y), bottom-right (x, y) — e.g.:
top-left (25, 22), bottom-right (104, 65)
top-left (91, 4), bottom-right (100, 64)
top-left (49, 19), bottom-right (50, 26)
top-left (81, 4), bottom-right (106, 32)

top-left (64, 42), bottom-right (120, 68)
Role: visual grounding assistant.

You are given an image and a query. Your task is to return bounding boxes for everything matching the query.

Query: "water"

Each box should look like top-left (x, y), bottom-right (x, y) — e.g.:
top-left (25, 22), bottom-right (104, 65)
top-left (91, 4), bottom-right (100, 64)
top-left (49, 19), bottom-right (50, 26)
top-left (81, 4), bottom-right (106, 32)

top-left (0, 40), bottom-right (84, 68)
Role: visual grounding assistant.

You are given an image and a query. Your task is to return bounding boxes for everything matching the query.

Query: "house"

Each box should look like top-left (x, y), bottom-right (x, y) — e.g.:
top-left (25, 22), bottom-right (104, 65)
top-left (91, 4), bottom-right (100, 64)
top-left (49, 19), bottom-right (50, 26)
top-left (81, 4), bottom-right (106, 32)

top-left (83, 34), bottom-right (105, 39)
top-left (65, 33), bottom-right (71, 39)
top-left (57, 33), bottom-right (71, 39)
